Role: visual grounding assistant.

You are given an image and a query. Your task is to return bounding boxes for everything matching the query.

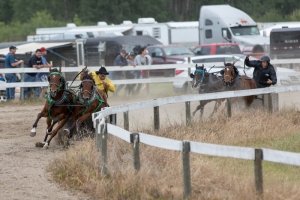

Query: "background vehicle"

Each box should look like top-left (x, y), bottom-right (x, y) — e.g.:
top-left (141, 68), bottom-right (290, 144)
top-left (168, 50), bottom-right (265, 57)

top-left (199, 5), bottom-right (269, 55)
top-left (270, 27), bottom-right (300, 59)
top-left (146, 45), bottom-right (194, 76)
top-left (192, 43), bottom-right (241, 55)
top-left (173, 54), bottom-right (298, 93)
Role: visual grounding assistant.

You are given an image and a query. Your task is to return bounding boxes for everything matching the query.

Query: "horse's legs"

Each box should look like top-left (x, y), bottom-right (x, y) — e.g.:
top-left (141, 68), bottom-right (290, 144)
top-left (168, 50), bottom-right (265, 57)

top-left (43, 117), bottom-right (52, 143)
top-left (193, 101), bottom-right (204, 116)
top-left (44, 116), bottom-right (70, 148)
top-left (210, 99), bottom-right (223, 117)
top-left (46, 118), bottom-right (60, 135)
top-left (31, 110), bottom-right (47, 134)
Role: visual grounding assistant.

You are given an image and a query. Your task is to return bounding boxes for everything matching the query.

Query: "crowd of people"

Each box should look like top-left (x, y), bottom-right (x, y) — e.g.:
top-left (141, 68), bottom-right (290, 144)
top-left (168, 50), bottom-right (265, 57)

top-left (3, 45), bottom-right (52, 101)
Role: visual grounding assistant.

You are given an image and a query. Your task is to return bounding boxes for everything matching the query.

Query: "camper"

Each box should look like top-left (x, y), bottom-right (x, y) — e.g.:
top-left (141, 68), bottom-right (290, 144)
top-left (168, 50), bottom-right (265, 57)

top-left (199, 5), bottom-right (270, 54)
top-left (28, 18), bottom-right (199, 47)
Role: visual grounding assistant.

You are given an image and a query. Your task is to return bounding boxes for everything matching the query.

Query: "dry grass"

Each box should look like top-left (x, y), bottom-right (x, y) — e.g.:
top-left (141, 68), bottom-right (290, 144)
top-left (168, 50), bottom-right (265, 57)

top-left (49, 107), bottom-right (300, 199)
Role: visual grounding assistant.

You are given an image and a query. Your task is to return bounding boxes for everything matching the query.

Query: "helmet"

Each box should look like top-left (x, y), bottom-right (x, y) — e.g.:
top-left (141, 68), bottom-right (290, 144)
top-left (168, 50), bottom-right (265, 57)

top-left (260, 55), bottom-right (270, 62)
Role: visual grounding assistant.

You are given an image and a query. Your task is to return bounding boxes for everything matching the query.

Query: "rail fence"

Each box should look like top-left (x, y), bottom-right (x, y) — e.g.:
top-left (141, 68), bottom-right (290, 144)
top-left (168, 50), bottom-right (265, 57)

top-left (92, 85), bottom-right (300, 198)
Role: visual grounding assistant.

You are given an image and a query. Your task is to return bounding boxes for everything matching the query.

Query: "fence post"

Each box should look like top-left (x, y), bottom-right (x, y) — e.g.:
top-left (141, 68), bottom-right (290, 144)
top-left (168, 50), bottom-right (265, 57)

top-left (124, 111), bottom-right (129, 131)
top-left (254, 149), bottom-right (263, 196)
top-left (95, 117), bottom-right (101, 151)
top-left (182, 140), bottom-right (191, 199)
top-left (146, 58), bottom-right (150, 95)
top-left (226, 98), bottom-right (232, 118)
top-left (131, 133), bottom-right (140, 171)
top-left (101, 121), bottom-right (108, 175)
top-left (268, 93), bottom-right (273, 113)
top-left (187, 57), bottom-right (191, 94)
top-left (185, 101), bottom-right (191, 126)
top-left (154, 104), bottom-right (160, 131)
top-left (20, 62), bottom-right (24, 100)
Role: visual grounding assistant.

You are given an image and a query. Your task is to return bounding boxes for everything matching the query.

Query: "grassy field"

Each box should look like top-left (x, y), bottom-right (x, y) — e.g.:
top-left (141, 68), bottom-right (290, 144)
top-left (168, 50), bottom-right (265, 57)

top-left (49, 107), bottom-right (300, 200)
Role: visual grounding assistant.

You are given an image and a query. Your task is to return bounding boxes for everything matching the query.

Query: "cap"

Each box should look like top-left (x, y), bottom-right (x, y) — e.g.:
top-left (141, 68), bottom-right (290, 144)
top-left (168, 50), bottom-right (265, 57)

top-left (9, 46), bottom-right (17, 50)
top-left (40, 47), bottom-right (46, 52)
top-left (129, 52), bottom-right (134, 56)
top-left (120, 49), bottom-right (126, 53)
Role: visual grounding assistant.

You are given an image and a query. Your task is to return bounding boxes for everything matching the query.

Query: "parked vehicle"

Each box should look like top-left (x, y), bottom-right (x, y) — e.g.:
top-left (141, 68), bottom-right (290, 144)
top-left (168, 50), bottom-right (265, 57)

top-left (146, 45), bottom-right (195, 76)
top-left (173, 54), bottom-right (298, 93)
top-left (192, 43), bottom-right (241, 55)
top-left (199, 5), bottom-right (269, 55)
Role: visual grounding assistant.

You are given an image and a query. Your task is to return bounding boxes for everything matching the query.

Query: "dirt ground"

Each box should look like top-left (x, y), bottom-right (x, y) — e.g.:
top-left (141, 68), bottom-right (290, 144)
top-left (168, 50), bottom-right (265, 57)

top-left (0, 91), bottom-right (299, 200)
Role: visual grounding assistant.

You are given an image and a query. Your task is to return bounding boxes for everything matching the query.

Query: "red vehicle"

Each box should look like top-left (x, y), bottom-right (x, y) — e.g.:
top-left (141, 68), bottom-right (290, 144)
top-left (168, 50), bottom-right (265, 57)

top-left (146, 45), bottom-right (194, 77)
top-left (192, 43), bottom-right (241, 55)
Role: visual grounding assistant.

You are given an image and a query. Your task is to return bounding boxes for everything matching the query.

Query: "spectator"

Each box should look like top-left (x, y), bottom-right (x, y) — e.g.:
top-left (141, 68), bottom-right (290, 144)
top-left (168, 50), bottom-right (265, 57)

top-left (113, 49), bottom-right (128, 96)
top-left (24, 49), bottom-right (44, 99)
top-left (0, 73), bottom-right (4, 81)
top-left (4, 46), bottom-right (24, 101)
top-left (36, 47), bottom-right (52, 98)
top-left (125, 52), bottom-right (137, 95)
top-left (134, 47), bottom-right (151, 94)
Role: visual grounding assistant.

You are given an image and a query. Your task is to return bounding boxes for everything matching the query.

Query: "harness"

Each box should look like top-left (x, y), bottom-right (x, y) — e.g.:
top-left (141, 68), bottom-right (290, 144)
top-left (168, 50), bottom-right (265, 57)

top-left (194, 69), bottom-right (205, 88)
top-left (45, 72), bottom-right (75, 120)
top-left (76, 81), bottom-right (103, 115)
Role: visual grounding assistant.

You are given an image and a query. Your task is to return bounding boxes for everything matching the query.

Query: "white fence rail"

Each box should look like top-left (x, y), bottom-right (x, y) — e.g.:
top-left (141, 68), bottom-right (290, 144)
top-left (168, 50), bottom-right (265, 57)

top-left (93, 84), bottom-right (300, 198)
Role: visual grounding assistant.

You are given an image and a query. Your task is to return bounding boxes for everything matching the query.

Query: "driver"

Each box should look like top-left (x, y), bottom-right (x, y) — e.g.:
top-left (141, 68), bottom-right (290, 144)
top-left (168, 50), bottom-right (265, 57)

top-left (245, 55), bottom-right (277, 88)
top-left (80, 66), bottom-right (115, 97)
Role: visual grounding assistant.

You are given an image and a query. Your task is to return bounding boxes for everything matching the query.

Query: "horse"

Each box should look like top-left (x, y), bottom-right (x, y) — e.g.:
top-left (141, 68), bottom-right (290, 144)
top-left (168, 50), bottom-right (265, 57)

top-left (63, 73), bottom-right (108, 139)
top-left (190, 64), bottom-right (225, 117)
top-left (222, 61), bottom-right (257, 107)
top-left (31, 67), bottom-right (75, 148)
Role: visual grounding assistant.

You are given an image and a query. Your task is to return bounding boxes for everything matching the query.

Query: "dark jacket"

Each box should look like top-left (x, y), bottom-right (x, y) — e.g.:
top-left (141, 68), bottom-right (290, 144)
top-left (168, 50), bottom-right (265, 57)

top-left (245, 58), bottom-right (277, 88)
top-left (114, 55), bottom-right (128, 66)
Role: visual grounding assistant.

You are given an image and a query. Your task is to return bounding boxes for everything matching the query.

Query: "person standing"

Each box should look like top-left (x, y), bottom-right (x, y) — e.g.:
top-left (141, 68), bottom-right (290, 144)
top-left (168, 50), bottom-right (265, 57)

top-left (24, 49), bottom-right (44, 99)
top-left (113, 49), bottom-right (128, 96)
top-left (134, 47), bottom-right (151, 94)
top-left (4, 46), bottom-right (24, 101)
top-left (36, 47), bottom-right (52, 98)
top-left (125, 52), bottom-right (137, 95)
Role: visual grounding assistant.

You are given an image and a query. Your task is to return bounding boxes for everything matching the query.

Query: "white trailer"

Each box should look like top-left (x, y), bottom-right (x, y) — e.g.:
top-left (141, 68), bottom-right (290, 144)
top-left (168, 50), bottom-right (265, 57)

top-left (28, 18), bottom-right (199, 47)
top-left (199, 5), bottom-right (269, 53)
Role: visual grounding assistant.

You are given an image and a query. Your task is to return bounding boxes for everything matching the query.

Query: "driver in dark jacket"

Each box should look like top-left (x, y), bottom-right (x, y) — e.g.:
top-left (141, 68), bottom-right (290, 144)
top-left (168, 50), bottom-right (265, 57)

top-left (245, 55), bottom-right (277, 88)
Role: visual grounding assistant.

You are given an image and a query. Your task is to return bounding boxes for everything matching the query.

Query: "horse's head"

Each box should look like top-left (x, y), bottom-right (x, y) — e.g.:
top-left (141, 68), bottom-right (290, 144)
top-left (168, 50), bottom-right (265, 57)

top-left (223, 62), bottom-right (236, 86)
top-left (190, 64), bottom-right (206, 88)
top-left (80, 73), bottom-right (95, 100)
top-left (49, 67), bottom-right (64, 97)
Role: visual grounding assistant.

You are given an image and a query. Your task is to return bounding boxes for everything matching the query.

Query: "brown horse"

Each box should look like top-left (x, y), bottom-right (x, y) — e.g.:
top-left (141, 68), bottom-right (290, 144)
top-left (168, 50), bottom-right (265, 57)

top-left (31, 67), bottom-right (75, 148)
top-left (223, 62), bottom-right (257, 107)
top-left (63, 73), bottom-right (108, 139)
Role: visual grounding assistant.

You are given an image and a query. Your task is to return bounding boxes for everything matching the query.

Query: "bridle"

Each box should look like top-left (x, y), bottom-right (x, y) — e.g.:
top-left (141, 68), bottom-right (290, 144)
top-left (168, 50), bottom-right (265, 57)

top-left (193, 69), bottom-right (205, 88)
top-left (80, 79), bottom-right (94, 99)
top-left (49, 72), bottom-right (64, 91)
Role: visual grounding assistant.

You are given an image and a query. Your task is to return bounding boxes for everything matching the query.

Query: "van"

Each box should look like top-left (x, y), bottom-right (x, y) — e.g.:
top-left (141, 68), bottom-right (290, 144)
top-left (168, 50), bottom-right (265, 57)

top-left (192, 43), bottom-right (241, 55)
top-left (199, 5), bottom-right (269, 54)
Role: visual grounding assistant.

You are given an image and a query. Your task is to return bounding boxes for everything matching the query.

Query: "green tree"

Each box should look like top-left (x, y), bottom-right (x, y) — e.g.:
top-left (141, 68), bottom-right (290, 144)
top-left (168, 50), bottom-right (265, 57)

top-left (0, 0), bottom-right (13, 24)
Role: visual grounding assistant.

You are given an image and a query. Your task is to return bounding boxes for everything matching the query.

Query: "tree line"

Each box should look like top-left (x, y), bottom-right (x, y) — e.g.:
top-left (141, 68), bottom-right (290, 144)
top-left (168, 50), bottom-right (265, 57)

top-left (0, 0), bottom-right (299, 42)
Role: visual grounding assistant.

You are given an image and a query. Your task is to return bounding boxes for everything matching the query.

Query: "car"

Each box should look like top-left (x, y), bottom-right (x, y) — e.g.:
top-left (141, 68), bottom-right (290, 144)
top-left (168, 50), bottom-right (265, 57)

top-left (191, 43), bottom-right (241, 56)
top-left (173, 54), bottom-right (298, 93)
top-left (146, 45), bottom-right (194, 77)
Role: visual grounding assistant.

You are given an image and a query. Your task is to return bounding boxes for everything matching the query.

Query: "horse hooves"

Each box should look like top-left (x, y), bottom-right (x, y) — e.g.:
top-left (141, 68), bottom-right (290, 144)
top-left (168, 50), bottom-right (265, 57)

top-left (35, 142), bottom-right (44, 148)
top-left (43, 143), bottom-right (49, 149)
top-left (30, 131), bottom-right (36, 137)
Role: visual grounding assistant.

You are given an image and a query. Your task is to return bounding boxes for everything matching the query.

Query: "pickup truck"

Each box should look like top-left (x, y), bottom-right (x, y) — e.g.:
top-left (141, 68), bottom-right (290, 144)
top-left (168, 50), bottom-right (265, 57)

top-left (191, 43), bottom-right (242, 55)
top-left (146, 45), bottom-right (194, 77)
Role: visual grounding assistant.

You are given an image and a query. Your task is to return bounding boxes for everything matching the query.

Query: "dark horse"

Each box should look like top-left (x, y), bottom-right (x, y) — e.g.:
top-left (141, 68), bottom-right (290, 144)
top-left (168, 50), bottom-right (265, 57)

top-left (190, 64), bottom-right (225, 117)
top-left (222, 61), bottom-right (257, 107)
top-left (31, 67), bottom-right (75, 148)
top-left (63, 73), bottom-right (108, 139)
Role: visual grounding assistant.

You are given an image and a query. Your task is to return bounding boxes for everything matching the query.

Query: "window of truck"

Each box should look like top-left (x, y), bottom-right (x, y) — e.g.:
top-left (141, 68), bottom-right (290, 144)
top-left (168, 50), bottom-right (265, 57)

top-left (230, 26), bottom-right (260, 36)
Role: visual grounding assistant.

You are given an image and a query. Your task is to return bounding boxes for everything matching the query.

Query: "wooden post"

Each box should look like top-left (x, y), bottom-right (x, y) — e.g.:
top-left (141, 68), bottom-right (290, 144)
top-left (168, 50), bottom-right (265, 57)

top-left (187, 57), bottom-right (191, 94)
top-left (94, 116), bottom-right (99, 151)
top-left (268, 93), bottom-right (273, 113)
top-left (131, 133), bottom-right (140, 171)
top-left (20, 62), bottom-right (24, 100)
top-left (154, 105), bottom-right (160, 131)
top-left (254, 149), bottom-right (263, 196)
top-left (124, 111), bottom-right (129, 131)
top-left (101, 122), bottom-right (108, 175)
top-left (185, 101), bottom-right (191, 126)
top-left (182, 140), bottom-right (191, 199)
top-left (61, 61), bottom-right (66, 78)
top-left (226, 98), bottom-right (232, 118)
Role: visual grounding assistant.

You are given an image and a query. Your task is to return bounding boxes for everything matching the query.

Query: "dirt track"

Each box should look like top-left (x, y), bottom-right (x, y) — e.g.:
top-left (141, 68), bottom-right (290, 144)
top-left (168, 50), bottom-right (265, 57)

top-left (0, 91), bottom-right (299, 199)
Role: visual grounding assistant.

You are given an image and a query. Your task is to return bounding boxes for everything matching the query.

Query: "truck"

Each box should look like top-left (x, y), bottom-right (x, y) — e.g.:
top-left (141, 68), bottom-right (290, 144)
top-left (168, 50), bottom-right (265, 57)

top-left (199, 5), bottom-right (270, 55)
top-left (270, 27), bottom-right (300, 59)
